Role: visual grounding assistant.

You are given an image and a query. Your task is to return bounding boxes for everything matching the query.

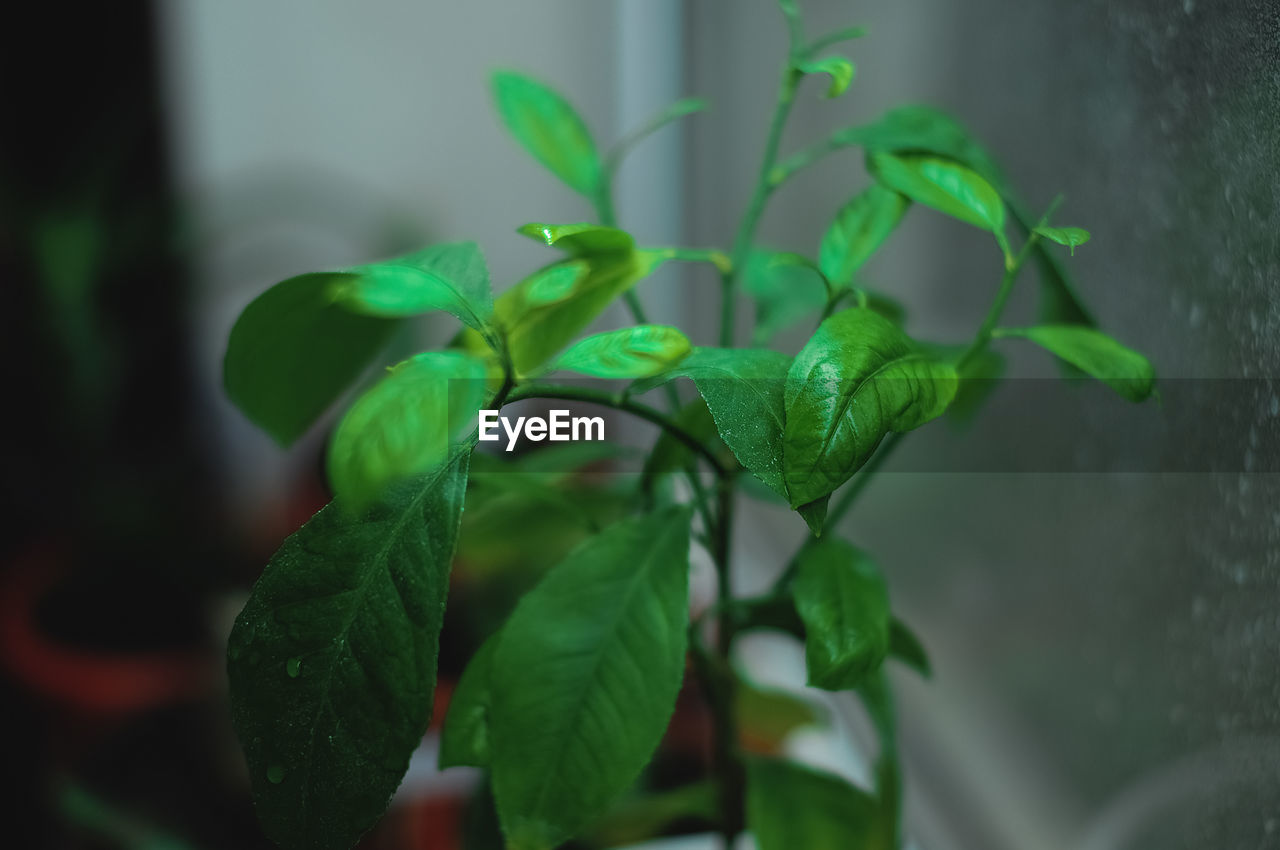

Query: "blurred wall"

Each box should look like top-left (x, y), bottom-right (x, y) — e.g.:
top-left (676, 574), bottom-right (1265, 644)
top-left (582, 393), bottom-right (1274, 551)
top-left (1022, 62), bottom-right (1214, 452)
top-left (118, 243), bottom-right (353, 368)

top-left (687, 2), bottom-right (1279, 849)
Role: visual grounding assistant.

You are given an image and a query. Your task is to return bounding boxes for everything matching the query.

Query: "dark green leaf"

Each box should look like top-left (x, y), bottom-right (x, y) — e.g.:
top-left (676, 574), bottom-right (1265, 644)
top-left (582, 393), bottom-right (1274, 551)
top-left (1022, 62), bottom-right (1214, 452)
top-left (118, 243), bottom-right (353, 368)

top-left (819, 185), bottom-right (909, 288)
top-left (331, 242), bottom-right (494, 332)
top-left (868, 152), bottom-right (1010, 259)
top-left (994, 325), bottom-right (1156, 401)
top-left (224, 273), bottom-right (399, 446)
top-left (439, 633), bottom-right (500, 769)
top-left (797, 55), bottom-right (856, 98)
top-left (636, 348), bottom-right (792, 497)
top-left (490, 507), bottom-right (693, 850)
top-left (491, 71), bottom-right (601, 197)
top-left (747, 757), bottom-right (880, 850)
top-left (328, 351), bottom-right (487, 510)
top-left (743, 249), bottom-right (829, 345)
top-left (516, 222), bottom-right (634, 256)
top-left (641, 398), bottom-right (721, 487)
top-left (888, 617), bottom-right (931, 677)
top-left (783, 309), bottom-right (957, 507)
top-left (547, 325), bottom-right (692, 378)
top-left (797, 496), bottom-right (830, 537)
top-left (1034, 225), bottom-right (1091, 255)
top-left (227, 451), bottom-right (470, 850)
top-left (791, 538), bottom-right (890, 690)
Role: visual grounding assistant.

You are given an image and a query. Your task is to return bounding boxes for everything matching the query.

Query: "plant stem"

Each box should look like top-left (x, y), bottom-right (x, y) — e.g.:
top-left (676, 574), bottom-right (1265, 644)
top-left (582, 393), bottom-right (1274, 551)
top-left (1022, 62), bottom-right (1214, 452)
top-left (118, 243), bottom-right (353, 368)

top-left (504, 384), bottom-right (729, 479)
top-left (721, 66), bottom-right (801, 347)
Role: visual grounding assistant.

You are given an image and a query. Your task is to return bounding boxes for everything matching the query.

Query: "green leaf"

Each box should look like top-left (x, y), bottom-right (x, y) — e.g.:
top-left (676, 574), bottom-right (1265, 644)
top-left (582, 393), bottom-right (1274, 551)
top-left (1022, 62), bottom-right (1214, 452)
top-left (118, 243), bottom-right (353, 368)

top-left (491, 71), bottom-right (601, 197)
top-left (1034, 225), bottom-right (1091, 255)
top-left (747, 757), bottom-right (880, 850)
top-left (330, 242), bottom-right (494, 332)
top-left (994, 325), bottom-right (1156, 402)
top-left (925, 344), bottom-right (1005, 427)
top-left (868, 152), bottom-right (1010, 259)
top-left (796, 496), bottom-right (830, 537)
top-left (842, 104), bottom-right (1095, 328)
top-left (819, 185), bottom-right (910, 289)
top-left (224, 273), bottom-right (399, 446)
top-left (439, 633), bottom-right (500, 769)
top-left (227, 451), bottom-right (470, 850)
top-left (642, 398), bottom-right (721, 486)
top-left (888, 617), bottom-right (931, 677)
top-left (783, 309), bottom-right (958, 507)
top-left (516, 222), bottom-right (634, 256)
top-left (328, 352), bottom-right (487, 510)
top-left (582, 782), bottom-right (718, 848)
top-left (490, 507), bottom-right (693, 850)
top-left (546, 325), bottom-right (692, 378)
top-left (636, 348), bottom-right (792, 498)
top-left (797, 55), bottom-right (856, 98)
top-left (743, 249), bottom-right (829, 345)
top-left (791, 538), bottom-right (890, 690)
top-left (471, 251), bottom-right (666, 375)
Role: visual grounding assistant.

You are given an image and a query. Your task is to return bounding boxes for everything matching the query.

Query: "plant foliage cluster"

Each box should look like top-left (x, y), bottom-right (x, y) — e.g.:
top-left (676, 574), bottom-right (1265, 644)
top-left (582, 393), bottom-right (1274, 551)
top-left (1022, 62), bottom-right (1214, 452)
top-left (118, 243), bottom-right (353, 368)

top-left (224, 4), bottom-right (1154, 849)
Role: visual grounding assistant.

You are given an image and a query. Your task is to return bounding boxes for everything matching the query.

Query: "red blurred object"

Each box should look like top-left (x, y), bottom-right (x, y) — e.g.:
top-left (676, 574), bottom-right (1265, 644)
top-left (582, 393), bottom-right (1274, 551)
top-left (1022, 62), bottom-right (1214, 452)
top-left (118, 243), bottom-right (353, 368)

top-left (0, 544), bottom-right (214, 715)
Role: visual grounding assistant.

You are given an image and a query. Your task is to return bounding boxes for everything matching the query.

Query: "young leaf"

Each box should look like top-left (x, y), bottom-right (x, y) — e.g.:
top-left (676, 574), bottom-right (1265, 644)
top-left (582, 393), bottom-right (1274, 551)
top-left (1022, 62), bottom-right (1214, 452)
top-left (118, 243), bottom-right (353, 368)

top-left (842, 104), bottom-right (1095, 328)
top-left (746, 757), bottom-right (879, 850)
top-left (635, 348), bottom-right (792, 497)
top-left (888, 617), bottom-right (931, 678)
top-left (819, 185), bottom-right (909, 289)
top-left (783, 309), bottom-right (957, 508)
top-left (439, 633), bottom-right (500, 769)
top-left (994, 325), bottom-right (1156, 402)
top-left (331, 241), bottom-right (494, 332)
top-left (1034, 225), bottom-right (1091, 255)
top-left (743, 249), bottom-right (829, 344)
top-left (473, 250), bottom-right (666, 375)
top-left (490, 507), bottom-right (693, 850)
top-left (227, 451), bottom-right (470, 850)
top-left (491, 71), bottom-right (601, 197)
top-left (796, 55), bottom-right (856, 98)
top-left (517, 222), bottom-right (634, 256)
top-left (791, 538), bottom-right (890, 690)
top-left (328, 352), bottom-right (487, 510)
top-left (545, 325), bottom-right (692, 378)
top-left (868, 152), bottom-right (1010, 258)
top-left (224, 273), bottom-right (399, 446)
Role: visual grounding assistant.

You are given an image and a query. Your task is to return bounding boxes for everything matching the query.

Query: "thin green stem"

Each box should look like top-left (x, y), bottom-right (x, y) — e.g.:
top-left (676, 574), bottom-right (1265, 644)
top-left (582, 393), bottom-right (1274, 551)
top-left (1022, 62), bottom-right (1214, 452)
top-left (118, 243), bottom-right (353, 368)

top-left (505, 384), bottom-right (730, 480)
top-left (803, 25), bottom-right (868, 57)
top-left (721, 67), bottom-right (801, 347)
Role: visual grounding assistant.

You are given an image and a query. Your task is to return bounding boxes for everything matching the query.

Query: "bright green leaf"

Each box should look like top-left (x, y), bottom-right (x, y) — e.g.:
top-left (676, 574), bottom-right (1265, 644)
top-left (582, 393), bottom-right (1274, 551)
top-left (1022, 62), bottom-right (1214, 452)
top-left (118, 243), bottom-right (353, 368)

top-left (1034, 225), bottom-right (1092, 255)
top-left (516, 222), bottom-right (634, 256)
top-left (797, 55), bottom-right (856, 98)
top-left (994, 325), bottom-right (1156, 402)
top-left (747, 757), bottom-right (879, 850)
top-left (331, 242), bottom-right (494, 332)
top-left (227, 451), bottom-right (470, 850)
top-left (819, 185), bottom-right (910, 288)
top-left (791, 538), bottom-right (890, 690)
top-left (224, 273), bottom-right (399, 446)
top-left (636, 348), bottom-right (792, 498)
top-left (546, 325), bottom-right (692, 378)
top-left (784, 309), bottom-right (958, 507)
top-left (491, 71), bottom-right (601, 197)
top-left (328, 352), bottom-right (487, 510)
top-left (868, 152), bottom-right (1010, 258)
top-left (460, 249), bottom-right (666, 375)
top-left (490, 507), bottom-right (693, 850)
top-left (439, 633), bottom-right (499, 770)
